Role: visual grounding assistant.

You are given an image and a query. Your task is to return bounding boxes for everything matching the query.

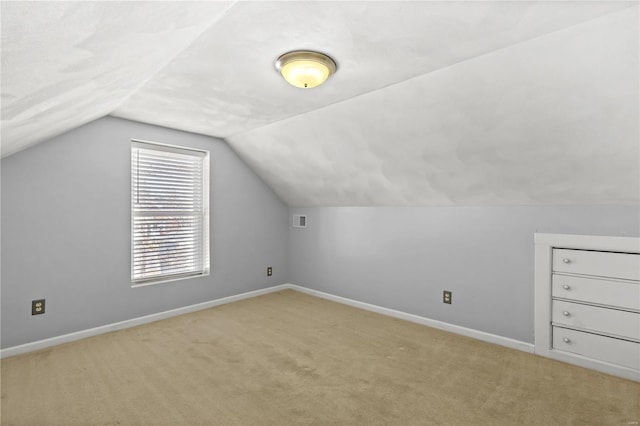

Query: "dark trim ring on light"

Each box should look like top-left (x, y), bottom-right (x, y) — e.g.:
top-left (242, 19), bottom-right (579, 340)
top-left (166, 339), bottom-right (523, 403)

top-left (275, 50), bottom-right (337, 88)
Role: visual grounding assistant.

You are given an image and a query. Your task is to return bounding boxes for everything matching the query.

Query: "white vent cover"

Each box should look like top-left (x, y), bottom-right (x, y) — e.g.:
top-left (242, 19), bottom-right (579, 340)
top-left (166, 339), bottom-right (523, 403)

top-left (292, 214), bottom-right (307, 228)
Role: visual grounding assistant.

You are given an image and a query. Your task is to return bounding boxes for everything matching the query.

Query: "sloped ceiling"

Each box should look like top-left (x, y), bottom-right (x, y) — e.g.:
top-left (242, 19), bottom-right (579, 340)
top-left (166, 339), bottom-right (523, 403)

top-left (2, 1), bottom-right (638, 206)
top-left (1, 1), bottom-right (234, 156)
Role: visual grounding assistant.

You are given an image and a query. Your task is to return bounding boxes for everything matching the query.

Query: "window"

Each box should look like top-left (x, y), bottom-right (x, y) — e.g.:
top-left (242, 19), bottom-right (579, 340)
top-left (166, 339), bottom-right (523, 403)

top-left (131, 140), bottom-right (209, 285)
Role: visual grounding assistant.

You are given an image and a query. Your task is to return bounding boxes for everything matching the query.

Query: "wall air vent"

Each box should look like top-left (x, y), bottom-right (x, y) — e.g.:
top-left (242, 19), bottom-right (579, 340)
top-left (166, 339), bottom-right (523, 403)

top-left (292, 214), bottom-right (307, 229)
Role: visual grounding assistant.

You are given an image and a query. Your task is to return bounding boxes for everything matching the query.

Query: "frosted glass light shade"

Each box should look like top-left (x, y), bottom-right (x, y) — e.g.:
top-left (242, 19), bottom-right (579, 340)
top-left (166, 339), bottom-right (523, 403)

top-left (276, 51), bottom-right (337, 88)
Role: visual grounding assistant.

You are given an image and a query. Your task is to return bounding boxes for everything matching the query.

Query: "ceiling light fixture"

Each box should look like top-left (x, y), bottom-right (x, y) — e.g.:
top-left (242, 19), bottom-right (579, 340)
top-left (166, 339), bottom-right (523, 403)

top-left (275, 50), bottom-right (337, 89)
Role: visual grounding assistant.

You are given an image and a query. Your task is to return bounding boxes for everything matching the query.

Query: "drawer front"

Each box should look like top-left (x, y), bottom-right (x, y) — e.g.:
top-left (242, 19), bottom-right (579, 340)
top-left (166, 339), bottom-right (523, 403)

top-left (552, 300), bottom-right (640, 340)
top-left (553, 249), bottom-right (640, 281)
top-left (552, 274), bottom-right (640, 311)
top-left (553, 327), bottom-right (640, 370)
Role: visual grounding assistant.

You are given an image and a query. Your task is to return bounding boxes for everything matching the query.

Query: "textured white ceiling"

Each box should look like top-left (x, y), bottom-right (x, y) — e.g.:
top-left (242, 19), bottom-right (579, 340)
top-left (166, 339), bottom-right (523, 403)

top-left (2, 2), bottom-right (638, 206)
top-left (112, 1), bottom-right (634, 138)
top-left (228, 6), bottom-right (639, 206)
top-left (0, 1), bottom-right (234, 157)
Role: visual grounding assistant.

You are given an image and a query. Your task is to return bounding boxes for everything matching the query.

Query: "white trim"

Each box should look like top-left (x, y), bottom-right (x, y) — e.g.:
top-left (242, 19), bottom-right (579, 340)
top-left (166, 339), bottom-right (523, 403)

top-left (534, 233), bottom-right (639, 252)
top-left (130, 140), bottom-right (211, 286)
top-left (1, 283), bottom-right (534, 359)
top-left (534, 233), bottom-right (640, 382)
top-left (540, 345), bottom-right (640, 382)
top-left (534, 242), bottom-right (554, 356)
top-left (131, 271), bottom-right (210, 288)
top-left (131, 138), bottom-right (208, 156)
top-left (288, 284), bottom-right (535, 353)
top-left (0, 284), bottom-right (290, 359)
top-left (6, 279), bottom-right (638, 380)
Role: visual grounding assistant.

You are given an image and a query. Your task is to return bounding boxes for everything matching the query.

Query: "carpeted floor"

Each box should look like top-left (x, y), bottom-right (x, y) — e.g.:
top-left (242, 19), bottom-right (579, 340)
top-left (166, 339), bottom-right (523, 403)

top-left (1, 289), bottom-right (639, 425)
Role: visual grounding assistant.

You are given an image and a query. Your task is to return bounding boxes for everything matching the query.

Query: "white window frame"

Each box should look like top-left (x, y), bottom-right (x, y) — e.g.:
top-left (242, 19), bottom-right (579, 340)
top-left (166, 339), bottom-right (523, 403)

top-left (131, 139), bottom-right (210, 287)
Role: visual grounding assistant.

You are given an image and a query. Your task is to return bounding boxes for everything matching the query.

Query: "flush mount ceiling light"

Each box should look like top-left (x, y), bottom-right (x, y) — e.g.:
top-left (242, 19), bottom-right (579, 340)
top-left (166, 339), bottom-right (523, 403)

top-left (275, 50), bottom-right (337, 89)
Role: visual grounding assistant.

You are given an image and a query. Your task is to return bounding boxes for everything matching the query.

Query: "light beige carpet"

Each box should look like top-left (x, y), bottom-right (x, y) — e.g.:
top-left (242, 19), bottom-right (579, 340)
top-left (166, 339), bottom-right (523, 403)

top-left (1, 289), bottom-right (639, 425)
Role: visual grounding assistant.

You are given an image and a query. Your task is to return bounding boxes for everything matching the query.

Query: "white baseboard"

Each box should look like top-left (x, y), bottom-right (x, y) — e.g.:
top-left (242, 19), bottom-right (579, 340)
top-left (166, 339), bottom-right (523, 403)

top-left (288, 284), bottom-right (535, 354)
top-left (1, 283), bottom-right (533, 359)
top-left (0, 284), bottom-right (291, 359)
top-left (543, 347), bottom-right (640, 382)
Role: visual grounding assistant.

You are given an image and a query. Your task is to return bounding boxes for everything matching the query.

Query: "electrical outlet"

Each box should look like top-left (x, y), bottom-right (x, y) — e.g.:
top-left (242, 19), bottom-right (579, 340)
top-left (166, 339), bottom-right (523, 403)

top-left (32, 299), bottom-right (45, 315)
top-left (267, 267), bottom-right (273, 277)
top-left (443, 291), bottom-right (452, 304)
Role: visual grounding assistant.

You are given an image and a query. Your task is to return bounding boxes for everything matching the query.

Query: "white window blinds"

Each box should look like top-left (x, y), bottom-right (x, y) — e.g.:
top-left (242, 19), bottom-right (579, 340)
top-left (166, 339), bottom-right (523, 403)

top-left (131, 141), bottom-right (209, 284)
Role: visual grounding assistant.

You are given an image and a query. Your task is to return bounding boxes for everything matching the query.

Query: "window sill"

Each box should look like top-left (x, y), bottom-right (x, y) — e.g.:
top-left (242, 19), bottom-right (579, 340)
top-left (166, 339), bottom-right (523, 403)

top-left (131, 271), bottom-right (210, 288)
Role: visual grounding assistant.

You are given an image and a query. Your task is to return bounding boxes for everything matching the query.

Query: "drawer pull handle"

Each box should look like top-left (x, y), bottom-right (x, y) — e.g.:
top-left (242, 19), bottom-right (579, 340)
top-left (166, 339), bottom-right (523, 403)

top-left (562, 258), bottom-right (571, 264)
top-left (563, 338), bottom-right (571, 344)
top-left (562, 285), bottom-right (571, 290)
top-left (562, 311), bottom-right (570, 316)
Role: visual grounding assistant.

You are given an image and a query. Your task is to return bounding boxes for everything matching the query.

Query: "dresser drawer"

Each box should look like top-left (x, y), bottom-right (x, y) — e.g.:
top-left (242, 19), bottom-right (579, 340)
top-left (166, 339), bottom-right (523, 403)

top-left (553, 327), bottom-right (640, 370)
top-left (552, 300), bottom-right (640, 341)
top-left (553, 249), bottom-right (640, 281)
top-left (553, 249), bottom-right (640, 280)
top-left (552, 274), bottom-right (640, 311)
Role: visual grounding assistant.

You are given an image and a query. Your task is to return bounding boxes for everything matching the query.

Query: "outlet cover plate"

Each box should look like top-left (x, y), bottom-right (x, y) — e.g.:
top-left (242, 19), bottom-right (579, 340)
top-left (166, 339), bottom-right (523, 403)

top-left (32, 299), bottom-right (45, 315)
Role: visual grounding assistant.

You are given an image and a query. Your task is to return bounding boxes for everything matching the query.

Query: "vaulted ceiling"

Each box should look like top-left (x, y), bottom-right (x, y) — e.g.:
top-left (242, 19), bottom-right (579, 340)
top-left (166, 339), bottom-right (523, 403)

top-left (2, 1), bottom-right (638, 206)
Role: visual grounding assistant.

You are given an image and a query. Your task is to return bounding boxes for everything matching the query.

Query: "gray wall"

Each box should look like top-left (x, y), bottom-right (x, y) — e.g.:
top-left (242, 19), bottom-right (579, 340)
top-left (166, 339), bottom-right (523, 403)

top-left (289, 206), bottom-right (639, 343)
top-left (1, 116), bottom-right (289, 348)
top-left (3, 117), bottom-right (638, 349)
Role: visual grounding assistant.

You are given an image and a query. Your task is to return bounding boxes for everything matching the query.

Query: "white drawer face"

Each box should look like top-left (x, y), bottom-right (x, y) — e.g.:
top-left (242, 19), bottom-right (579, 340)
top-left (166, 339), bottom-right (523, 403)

top-left (553, 249), bottom-right (640, 281)
top-left (552, 300), bottom-right (640, 341)
top-left (553, 327), bottom-right (640, 370)
top-left (552, 274), bottom-right (640, 311)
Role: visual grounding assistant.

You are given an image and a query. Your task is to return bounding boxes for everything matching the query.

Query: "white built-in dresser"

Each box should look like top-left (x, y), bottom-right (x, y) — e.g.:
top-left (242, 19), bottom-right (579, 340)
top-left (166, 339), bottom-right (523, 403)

top-left (534, 233), bottom-right (640, 381)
